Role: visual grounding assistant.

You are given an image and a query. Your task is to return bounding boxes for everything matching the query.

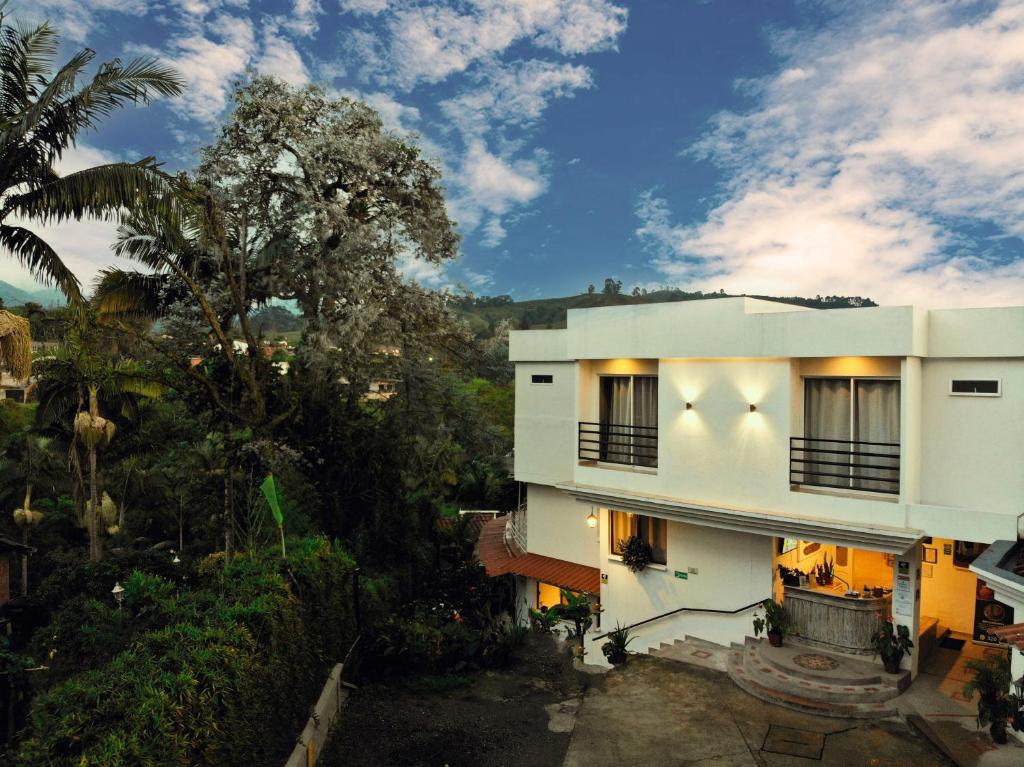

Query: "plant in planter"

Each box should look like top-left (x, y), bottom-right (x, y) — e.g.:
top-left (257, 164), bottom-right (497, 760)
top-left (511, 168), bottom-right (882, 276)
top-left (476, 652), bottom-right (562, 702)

top-left (872, 619), bottom-right (913, 674)
top-left (964, 654), bottom-right (1015, 744)
top-left (620, 535), bottom-right (653, 573)
top-left (601, 623), bottom-right (634, 665)
top-left (752, 599), bottom-right (792, 647)
top-left (815, 553), bottom-right (835, 586)
top-left (777, 565), bottom-right (803, 587)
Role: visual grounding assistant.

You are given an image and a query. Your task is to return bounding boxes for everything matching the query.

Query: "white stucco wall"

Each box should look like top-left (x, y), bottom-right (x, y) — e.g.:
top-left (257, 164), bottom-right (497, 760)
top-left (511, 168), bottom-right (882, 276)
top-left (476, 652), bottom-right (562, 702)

top-left (919, 358), bottom-right (1024, 516)
top-left (513, 362), bottom-right (577, 486)
top-left (595, 510), bottom-right (773, 649)
top-left (525, 483), bottom-right (600, 567)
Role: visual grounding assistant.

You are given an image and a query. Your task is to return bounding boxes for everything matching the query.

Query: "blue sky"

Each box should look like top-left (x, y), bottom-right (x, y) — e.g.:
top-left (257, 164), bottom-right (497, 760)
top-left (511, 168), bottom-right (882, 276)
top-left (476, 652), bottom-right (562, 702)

top-left (9, 0), bottom-right (1024, 306)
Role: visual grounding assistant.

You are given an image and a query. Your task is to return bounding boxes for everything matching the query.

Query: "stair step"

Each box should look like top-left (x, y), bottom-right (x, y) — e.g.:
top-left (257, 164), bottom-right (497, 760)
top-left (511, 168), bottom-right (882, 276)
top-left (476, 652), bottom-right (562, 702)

top-left (744, 638), bottom-right (887, 687)
top-left (683, 635), bottom-right (730, 651)
top-left (727, 650), bottom-right (897, 720)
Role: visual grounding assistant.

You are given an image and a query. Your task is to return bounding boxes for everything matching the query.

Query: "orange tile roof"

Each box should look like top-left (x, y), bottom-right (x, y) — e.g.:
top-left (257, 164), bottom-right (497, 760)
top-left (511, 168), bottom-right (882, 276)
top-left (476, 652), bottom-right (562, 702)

top-left (990, 623), bottom-right (1024, 651)
top-left (477, 516), bottom-right (600, 594)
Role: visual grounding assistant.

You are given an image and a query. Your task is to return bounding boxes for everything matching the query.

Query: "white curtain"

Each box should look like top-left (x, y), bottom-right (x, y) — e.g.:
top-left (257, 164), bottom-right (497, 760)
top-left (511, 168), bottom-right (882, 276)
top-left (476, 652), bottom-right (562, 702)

top-left (854, 380), bottom-right (900, 491)
top-left (803, 379), bottom-right (852, 486)
top-left (633, 376), bottom-right (658, 467)
top-left (600, 377), bottom-right (631, 462)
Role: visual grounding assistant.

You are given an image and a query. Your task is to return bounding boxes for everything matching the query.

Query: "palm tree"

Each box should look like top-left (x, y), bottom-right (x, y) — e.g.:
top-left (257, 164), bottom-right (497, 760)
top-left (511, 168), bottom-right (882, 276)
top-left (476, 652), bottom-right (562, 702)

top-left (34, 308), bottom-right (163, 560)
top-left (0, 4), bottom-right (183, 302)
top-left (0, 432), bottom-right (57, 594)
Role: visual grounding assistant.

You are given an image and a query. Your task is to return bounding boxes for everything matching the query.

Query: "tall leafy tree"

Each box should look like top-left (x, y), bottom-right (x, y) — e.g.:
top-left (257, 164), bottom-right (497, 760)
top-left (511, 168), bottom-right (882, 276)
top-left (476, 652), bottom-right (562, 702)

top-left (0, 4), bottom-right (183, 302)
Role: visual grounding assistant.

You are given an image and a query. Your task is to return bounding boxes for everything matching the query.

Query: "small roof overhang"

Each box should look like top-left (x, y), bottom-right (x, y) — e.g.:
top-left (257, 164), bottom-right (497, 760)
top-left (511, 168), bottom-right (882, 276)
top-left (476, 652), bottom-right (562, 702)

top-left (477, 516), bottom-right (600, 594)
top-left (556, 481), bottom-right (924, 554)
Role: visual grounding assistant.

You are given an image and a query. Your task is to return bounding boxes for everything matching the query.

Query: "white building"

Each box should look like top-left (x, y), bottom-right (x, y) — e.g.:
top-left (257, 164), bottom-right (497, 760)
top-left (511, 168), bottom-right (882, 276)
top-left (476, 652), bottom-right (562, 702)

top-left (488, 297), bottom-right (1023, 698)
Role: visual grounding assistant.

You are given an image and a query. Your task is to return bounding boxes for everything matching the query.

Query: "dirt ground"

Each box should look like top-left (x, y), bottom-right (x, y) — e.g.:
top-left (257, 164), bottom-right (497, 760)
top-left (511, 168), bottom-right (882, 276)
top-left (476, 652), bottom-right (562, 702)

top-left (323, 637), bottom-right (958, 767)
top-left (322, 633), bottom-right (588, 767)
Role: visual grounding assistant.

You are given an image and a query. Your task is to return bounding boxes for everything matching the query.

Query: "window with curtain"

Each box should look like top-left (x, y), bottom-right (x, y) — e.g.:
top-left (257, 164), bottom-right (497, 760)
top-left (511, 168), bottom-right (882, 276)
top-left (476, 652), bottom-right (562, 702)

top-left (610, 510), bottom-right (667, 564)
top-left (598, 375), bottom-right (658, 467)
top-left (802, 378), bottom-right (900, 491)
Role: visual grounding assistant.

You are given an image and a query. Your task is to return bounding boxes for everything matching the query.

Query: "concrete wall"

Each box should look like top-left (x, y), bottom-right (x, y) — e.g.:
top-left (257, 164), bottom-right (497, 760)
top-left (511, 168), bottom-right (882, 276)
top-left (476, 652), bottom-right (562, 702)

top-left (596, 510), bottom-right (773, 649)
top-left (919, 358), bottom-right (1024, 516)
top-left (526, 483), bottom-right (600, 567)
top-left (513, 362), bottom-right (577, 485)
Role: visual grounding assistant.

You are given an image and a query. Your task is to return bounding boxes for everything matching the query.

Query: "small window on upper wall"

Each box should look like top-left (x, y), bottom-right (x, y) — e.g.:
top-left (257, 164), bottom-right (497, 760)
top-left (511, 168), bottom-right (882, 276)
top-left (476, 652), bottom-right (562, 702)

top-left (531, 374), bottom-right (553, 384)
top-left (949, 379), bottom-right (1001, 397)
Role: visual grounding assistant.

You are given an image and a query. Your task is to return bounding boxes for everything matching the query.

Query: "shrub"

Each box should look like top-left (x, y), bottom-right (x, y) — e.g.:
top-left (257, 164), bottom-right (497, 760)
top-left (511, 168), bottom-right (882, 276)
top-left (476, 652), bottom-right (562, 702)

top-left (14, 537), bottom-right (357, 766)
top-left (620, 535), bottom-right (652, 572)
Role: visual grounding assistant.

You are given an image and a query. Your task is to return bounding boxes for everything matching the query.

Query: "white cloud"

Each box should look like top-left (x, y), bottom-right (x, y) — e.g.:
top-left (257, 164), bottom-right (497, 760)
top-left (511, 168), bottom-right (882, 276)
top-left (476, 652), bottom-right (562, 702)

top-left (336, 90), bottom-right (421, 133)
top-left (256, 27), bottom-right (310, 85)
top-left (644, 0), bottom-right (1024, 308)
top-left (460, 141), bottom-right (546, 215)
top-left (286, 0), bottom-right (321, 36)
top-left (480, 218), bottom-right (507, 248)
top-left (163, 14), bottom-right (256, 125)
top-left (360, 0), bottom-right (626, 88)
top-left (441, 60), bottom-right (593, 138)
top-left (339, 0), bottom-right (389, 15)
top-left (27, 0), bottom-right (149, 43)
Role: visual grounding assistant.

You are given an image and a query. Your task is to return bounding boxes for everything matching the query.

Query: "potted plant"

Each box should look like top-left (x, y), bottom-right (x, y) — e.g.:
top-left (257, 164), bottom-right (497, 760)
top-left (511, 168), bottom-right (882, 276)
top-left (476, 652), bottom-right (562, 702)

top-left (752, 599), bottom-right (792, 647)
top-left (964, 654), bottom-right (1016, 744)
top-left (815, 553), bottom-right (835, 586)
top-left (873, 619), bottom-right (913, 674)
top-left (777, 565), bottom-right (803, 587)
top-left (620, 535), bottom-right (652, 573)
top-left (601, 623), bottom-right (634, 665)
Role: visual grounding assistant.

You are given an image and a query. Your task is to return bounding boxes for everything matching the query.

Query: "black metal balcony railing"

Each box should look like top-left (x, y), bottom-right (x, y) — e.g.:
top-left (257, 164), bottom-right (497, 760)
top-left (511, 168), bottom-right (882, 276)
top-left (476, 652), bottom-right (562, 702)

top-left (790, 436), bottom-right (900, 495)
top-left (578, 421), bottom-right (658, 468)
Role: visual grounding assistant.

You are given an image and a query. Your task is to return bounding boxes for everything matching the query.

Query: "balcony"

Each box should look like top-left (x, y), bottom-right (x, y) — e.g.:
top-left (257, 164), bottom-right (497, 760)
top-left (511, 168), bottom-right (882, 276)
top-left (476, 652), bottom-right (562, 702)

top-left (578, 422), bottom-right (658, 468)
top-left (789, 437), bottom-right (900, 495)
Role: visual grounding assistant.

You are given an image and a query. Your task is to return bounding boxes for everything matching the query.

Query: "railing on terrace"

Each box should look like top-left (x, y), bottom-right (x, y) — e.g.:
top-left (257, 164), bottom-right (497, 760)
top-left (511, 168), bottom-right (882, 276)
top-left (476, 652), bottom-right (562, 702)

top-left (789, 436), bottom-right (900, 495)
top-left (578, 422), bottom-right (658, 468)
top-left (507, 502), bottom-right (527, 555)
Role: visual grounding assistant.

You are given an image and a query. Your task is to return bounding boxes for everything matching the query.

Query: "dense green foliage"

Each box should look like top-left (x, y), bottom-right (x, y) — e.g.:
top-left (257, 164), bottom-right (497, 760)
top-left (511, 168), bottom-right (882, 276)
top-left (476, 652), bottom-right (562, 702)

top-left (14, 539), bottom-right (356, 766)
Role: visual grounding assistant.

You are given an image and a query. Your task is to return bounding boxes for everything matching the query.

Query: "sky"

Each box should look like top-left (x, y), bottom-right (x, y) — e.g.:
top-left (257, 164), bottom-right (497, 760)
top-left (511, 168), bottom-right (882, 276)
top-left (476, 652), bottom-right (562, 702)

top-left (5, 0), bottom-right (1024, 308)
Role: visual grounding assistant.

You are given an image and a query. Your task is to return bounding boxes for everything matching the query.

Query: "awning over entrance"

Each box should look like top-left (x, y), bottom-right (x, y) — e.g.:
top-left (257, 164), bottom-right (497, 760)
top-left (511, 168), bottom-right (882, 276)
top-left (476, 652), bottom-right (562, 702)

top-left (556, 481), bottom-right (924, 554)
top-left (477, 516), bottom-right (600, 594)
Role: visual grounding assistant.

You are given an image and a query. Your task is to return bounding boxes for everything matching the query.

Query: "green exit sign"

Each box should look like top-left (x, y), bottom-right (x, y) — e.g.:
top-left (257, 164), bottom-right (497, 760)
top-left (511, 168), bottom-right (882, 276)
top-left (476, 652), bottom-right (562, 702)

top-left (674, 570), bottom-right (688, 580)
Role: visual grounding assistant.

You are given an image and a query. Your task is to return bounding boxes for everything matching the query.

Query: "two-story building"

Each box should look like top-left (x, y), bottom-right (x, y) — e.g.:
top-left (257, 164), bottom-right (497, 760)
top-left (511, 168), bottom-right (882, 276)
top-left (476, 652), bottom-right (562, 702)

top-left (484, 297), bottom-right (1023, 708)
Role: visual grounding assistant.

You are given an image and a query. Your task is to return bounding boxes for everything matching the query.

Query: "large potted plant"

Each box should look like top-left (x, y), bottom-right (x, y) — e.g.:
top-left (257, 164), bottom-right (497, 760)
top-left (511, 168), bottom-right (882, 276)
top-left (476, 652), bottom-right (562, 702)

top-left (752, 599), bottom-right (791, 647)
top-left (964, 654), bottom-right (1016, 745)
top-left (873, 619), bottom-right (913, 674)
top-left (601, 623), bottom-right (634, 666)
top-left (620, 535), bottom-right (652, 573)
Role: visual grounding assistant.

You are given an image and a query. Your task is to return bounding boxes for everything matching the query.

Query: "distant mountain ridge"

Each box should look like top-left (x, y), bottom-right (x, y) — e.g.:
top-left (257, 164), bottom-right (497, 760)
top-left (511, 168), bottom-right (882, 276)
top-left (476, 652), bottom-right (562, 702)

top-left (454, 288), bottom-right (876, 337)
top-left (0, 280), bottom-right (65, 307)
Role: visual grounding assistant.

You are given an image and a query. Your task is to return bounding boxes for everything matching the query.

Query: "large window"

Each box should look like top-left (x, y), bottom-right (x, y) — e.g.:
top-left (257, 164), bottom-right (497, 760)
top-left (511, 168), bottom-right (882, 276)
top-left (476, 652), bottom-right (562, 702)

top-left (799, 377), bottom-right (900, 492)
top-left (609, 510), bottom-right (667, 565)
top-left (597, 375), bottom-right (658, 467)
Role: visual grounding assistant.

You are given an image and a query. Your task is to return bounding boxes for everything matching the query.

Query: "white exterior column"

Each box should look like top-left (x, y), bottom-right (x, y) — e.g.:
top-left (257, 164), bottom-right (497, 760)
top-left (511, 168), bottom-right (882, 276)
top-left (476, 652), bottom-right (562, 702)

top-left (892, 544), bottom-right (922, 677)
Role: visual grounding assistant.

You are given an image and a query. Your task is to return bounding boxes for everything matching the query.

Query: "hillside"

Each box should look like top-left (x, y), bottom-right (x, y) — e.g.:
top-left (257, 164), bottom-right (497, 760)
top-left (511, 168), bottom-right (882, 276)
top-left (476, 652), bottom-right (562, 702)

top-left (0, 280), bottom-right (65, 308)
top-left (454, 288), bottom-right (876, 337)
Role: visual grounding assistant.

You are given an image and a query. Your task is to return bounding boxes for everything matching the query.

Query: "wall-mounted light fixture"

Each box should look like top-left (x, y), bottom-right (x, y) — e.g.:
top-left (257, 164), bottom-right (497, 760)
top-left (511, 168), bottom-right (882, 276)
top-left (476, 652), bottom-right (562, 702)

top-left (586, 510), bottom-right (598, 528)
top-left (685, 402), bottom-right (694, 410)
top-left (748, 404), bottom-right (757, 412)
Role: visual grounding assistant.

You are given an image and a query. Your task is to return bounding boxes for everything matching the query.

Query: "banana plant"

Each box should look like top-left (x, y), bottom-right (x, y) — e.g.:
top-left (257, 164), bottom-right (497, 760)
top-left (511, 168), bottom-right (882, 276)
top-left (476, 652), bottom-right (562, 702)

top-left (260, 473), bottom-right (286, 558)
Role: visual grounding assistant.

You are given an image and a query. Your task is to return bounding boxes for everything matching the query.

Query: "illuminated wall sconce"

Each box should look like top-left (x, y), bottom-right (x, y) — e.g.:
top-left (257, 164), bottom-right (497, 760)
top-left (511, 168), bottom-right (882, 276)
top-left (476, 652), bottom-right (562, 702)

top-left (586, 511), bottom-right (598, 528)
top-left (748, 404), bottom-right (757, 412)
top-left (685, 402), bottom-right (694, 410)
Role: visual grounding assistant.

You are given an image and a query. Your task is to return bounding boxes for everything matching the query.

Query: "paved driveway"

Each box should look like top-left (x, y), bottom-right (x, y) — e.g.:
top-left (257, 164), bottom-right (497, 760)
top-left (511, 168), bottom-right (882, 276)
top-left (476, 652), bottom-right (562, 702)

top-left (566, 656), bottom-right (952, 767)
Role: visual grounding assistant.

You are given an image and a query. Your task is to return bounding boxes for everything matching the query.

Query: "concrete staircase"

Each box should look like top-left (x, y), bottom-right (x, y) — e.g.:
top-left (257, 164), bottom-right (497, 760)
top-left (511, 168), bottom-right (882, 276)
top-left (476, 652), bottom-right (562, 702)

top-left (726, 636), bottom-right (909, 719)
top-left (649, 635), bottom-right (730, 672)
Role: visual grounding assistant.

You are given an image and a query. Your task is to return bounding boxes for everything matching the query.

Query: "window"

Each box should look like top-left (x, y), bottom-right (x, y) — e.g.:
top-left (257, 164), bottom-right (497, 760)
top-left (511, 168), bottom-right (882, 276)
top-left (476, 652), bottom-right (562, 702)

top-left (800, 377), bottom-right (900, 492)
top-left (597, 375), bottom-right (657, 467)
top-left (531, 374), bottom-right (554, 384)
top-left (950, 379), bottom-right (1000, 396)
top-left (953, 540), bottom-right (988, 569)
top-left (609, 510), bottom-right (667, 565)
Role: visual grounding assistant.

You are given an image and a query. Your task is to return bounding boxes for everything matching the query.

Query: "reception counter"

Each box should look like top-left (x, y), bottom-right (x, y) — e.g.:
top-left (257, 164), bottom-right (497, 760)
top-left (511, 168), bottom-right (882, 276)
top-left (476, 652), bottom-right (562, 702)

top-left (783, 584), bottom-right (890, 655)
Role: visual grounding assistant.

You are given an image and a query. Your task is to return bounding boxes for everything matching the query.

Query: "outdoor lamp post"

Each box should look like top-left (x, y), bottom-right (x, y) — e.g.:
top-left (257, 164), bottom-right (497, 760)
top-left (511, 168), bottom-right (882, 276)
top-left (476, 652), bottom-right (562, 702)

top-left (111, 581), bottom-right (125, 610)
